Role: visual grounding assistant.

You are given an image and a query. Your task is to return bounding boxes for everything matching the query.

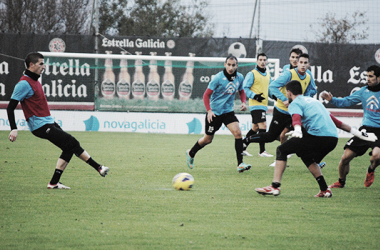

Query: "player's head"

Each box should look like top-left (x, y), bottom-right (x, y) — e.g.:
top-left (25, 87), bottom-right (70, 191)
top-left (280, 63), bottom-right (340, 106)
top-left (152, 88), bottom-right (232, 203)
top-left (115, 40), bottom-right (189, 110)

top-left (25, 52), bottom-right (44, 68)
top-left (366, 65), bottom-right (380, 87)
top-left (224, 55), bottom-right (238, 75)
top-left (25, 52), bottom-right (45, 75)
top-left (289, 48), bottom-right (302, 67)
top-left (256, 53), bottom-right (268, 68)
top-left (225, 55), bottom-right (238, 63)
top-left (286, 80), bottom-right (302, 102)
top-left (297, 53), bottom-right (310, 74)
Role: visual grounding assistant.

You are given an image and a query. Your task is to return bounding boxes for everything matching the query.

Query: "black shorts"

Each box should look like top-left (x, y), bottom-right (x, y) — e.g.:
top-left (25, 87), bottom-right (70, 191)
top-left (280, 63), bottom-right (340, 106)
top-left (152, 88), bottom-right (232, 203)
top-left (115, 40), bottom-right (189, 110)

top-left (257, 108), bottom-right (291, 142)
top-left (205, 111), bottom-right (239, 135)
top-left (32, 122), bottom-right (84, 161)
top-left (344, 126), bottom-right (380, 156)
top-left (277, 130), bottom-right (338, 167)
top-left (251, 110), bottom-right (266, 124)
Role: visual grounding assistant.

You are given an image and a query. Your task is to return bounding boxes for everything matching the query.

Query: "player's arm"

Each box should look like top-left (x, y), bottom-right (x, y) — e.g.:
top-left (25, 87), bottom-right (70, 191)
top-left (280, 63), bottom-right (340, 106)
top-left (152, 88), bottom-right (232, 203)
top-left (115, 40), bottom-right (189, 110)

top-left (243, 72), bottom-right (256, 99)
top-left (322, 88), bottom-right (363, 107)
top-left (269, 70), bottom-right (291, 102)
top-left (330, 114), bottom-right (377, 142)
top-left (7, 99), bottom-right (19, 142)
top-left (285, 113), bottom-right (303, 138)
top-left (7, 80), bottom-right (33, 142)
top-left (203, 88), bottom-right (215, 123)
top-left (238, 89), bottom-right (247, 111)
top-left (304, 74), bottom-right (317, 97)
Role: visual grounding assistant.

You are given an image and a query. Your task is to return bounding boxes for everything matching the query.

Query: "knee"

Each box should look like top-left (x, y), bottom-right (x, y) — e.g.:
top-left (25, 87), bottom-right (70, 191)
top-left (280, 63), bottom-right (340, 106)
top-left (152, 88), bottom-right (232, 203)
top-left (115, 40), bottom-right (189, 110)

top-left (370, 153), bottom-right (380, 164)
top-left (276, 146), bottom-right (287, 161)
top-left (65, 137), bottom-right (84, 157)
top-left (266, 133), bottom-right (278, 143)
top-left (201, 136), bottom-right (213, 145)
top-left (234, 131), bottom-right (242, 139)
top-left (340, 155), bottom-right (352, 165)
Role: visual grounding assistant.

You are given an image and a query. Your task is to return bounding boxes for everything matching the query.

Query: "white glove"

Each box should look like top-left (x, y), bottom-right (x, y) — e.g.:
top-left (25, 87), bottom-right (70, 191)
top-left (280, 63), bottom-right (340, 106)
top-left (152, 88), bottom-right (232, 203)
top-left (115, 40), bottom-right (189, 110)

top-left (350, 128), bottom-right (378, 142)
top-left (285, 125), bottom-right (303, 138)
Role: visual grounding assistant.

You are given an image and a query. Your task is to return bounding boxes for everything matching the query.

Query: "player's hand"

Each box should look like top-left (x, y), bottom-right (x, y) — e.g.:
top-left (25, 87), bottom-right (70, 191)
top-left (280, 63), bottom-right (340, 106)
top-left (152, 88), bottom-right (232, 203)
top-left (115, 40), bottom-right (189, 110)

top-left (240, 102), bottom-right (247, 111)
top-left (285, 125), bottom-right (303, 138)
top-left (207, 110), bottom-right (216, 123)
top-left (354, 129), bottom-right (378, 142)
top-left (321, 91), bottom-right (333, 101)
top-left (9, 129), bottom-right (18, 142)
top-left (283, 100), bottom-right (289, 108)
top-left (253, 93), bottom-right (265, 102)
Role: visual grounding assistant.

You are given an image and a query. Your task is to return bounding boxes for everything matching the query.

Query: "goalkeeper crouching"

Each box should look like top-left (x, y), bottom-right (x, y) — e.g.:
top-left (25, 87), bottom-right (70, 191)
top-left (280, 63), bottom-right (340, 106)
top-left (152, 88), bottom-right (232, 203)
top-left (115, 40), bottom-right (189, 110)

top-left (255, 80), bottom-right (377, 198)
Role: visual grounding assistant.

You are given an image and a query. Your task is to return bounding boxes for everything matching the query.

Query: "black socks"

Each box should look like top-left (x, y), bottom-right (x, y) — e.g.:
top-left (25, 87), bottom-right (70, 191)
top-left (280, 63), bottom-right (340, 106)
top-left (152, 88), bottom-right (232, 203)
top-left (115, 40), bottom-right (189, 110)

top-left (235, 138), bottom-right (243, 165)
top-left (190, 141), bottom-right (204, 158)
top-left (316, 175), bottom-right (328, 191)
top-left (86, 157), bottom-right (101, 171)
top-left (50, 169), bottom-right (63, 185)
top-left (272, 182), bottom-right (281, 189)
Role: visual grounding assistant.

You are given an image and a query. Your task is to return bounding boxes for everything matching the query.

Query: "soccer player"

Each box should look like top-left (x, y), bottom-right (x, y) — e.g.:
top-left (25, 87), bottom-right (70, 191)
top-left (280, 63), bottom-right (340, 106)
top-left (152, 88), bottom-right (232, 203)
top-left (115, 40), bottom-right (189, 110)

top-left (186, 55), bottom-right (251, 173)
top-left (321, 65), bottom-right (380, 188)
top-left (282, 48), bottom-right (302, 72)
top-left (282, 48), bottom-right (312, 75)
top-left (242, 52), bottom-right (273, 157)
top-left (243, 54), bottom-right (317, 155)
top-left (255, 80), bottom-right (377, 197)
top-left (7, 52), bottom-right (109, 189)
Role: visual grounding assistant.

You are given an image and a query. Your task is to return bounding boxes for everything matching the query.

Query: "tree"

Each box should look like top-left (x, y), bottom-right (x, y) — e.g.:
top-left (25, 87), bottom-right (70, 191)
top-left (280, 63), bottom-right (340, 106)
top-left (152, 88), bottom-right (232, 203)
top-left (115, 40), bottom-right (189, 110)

top-left (99, 0), bottom-right (214, 37)
top-left (311, 11), bottom-right (369, 44)
top-left (0, 0), bottom-right (91, 34)
top-left (98, 0), bottom-right (128, 35)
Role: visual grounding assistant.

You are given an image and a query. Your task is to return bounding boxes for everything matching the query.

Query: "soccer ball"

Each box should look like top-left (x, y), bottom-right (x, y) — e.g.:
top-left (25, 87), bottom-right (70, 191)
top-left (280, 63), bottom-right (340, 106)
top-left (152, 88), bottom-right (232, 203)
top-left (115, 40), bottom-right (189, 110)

top-left (172, 173), bottom-right (194, 191)
top-left (228, 42), bottom-right (247, 58)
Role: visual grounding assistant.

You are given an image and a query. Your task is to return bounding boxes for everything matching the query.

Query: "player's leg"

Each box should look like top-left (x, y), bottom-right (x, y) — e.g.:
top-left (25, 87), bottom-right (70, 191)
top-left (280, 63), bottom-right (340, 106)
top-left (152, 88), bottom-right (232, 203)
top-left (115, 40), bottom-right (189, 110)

top-left (257, 121), bottom-right (273, 157)
top-left (50, 123), bottom-right (108, 177)
top-left (298, 135), bottom-right (337, 197)
top-left (32, 124), bottom-right (72, 189)
top-left (268, 127), bottom-right (287, 167)
top-left (308, 163), bottom-right (332, 198)
top-left (227, 121), bottom-right (243, 166)
top-left (329, 134), bottom-right (370, 188)
top-left (255, 137), bottom-right (297, 196)
top-left (245, 108), bottom-right (291, 145)
top-left (246, 123), bottom-right (258, 139)
top-left (33, 123), bottom-right (107, 189)
top-left (242, 123), bottom-right (258, 156)
top-left (279, 127), bottom-right (289, 144)
top-left (78, 151), bottom-right (109, 177)
top-left (329, 148), bottom-right (356, 188)
top-left (187, 113), bottom-right (221, 169)
top-left (225, 113), bottom-right (251, 172)
top-left (243, 110), bottom-right (261, 156)
top-left (365, 146), bottom-right (380, 187)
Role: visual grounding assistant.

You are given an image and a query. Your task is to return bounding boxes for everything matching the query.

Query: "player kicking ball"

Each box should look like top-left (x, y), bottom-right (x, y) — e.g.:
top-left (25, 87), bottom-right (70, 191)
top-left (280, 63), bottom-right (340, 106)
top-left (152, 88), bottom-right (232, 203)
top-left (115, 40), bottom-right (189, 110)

top-left (7, 52), bottom-right (109, 189)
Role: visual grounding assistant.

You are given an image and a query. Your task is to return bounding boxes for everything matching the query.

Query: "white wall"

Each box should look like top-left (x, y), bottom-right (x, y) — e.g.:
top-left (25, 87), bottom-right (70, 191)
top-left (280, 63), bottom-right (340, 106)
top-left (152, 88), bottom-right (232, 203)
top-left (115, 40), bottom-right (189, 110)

top-left (0, 109), bottom-right (362, 138)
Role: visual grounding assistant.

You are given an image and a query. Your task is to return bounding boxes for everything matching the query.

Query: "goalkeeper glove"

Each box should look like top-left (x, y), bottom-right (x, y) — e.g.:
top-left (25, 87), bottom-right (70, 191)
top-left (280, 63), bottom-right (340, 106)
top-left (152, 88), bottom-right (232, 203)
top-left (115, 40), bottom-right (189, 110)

top-left (285, 125), bottom-right (303, 138)
top-left (350, 128), bottom-right (377, 142)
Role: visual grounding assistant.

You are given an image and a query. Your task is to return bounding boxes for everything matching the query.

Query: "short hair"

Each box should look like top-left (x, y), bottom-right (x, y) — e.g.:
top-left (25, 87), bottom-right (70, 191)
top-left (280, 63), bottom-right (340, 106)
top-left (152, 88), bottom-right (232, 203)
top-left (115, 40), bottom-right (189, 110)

top-left (225, 55), bottom-right (238, 63)
top-left (286, 80), bottom-right (303, 95)
top-left (257, 53), bottom-right (267, 60)
top-left (299, 53), bottom-right (309, 60)
top-left (289, 48), bottom-right (302, 56)
top-left (25, 52), bottom-right (44, 69)
top-left (367, 65), bottom-right (380, 77)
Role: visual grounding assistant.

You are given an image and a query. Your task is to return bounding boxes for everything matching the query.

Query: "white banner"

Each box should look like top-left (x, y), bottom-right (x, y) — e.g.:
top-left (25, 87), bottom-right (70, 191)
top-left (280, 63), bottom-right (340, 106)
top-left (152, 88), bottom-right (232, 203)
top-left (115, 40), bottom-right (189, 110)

top-left (0, 109), bottom-right (362, 137)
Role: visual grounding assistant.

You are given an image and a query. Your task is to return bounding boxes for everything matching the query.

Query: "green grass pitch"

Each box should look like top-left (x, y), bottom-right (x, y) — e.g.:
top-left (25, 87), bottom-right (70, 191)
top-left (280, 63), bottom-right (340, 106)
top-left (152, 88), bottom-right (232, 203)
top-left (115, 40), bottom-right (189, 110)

top-left (1, 131), bottom-right (379, 250)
